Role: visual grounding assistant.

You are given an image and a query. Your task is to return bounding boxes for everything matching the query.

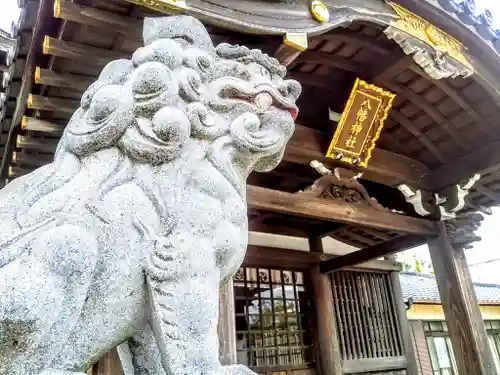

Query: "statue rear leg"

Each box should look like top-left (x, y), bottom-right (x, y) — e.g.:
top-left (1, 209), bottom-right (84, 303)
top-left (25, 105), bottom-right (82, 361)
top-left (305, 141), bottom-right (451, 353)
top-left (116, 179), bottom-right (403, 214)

top-left (0, 223), bottom-right (99, 374)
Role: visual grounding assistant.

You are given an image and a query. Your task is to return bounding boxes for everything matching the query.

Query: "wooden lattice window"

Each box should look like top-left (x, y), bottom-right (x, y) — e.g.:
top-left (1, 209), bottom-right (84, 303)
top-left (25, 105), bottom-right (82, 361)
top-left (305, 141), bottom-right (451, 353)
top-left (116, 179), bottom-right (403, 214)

top-left (233, 267), bottom-right (314, 370)
top-left (330, 271), bottom-right (403, 360)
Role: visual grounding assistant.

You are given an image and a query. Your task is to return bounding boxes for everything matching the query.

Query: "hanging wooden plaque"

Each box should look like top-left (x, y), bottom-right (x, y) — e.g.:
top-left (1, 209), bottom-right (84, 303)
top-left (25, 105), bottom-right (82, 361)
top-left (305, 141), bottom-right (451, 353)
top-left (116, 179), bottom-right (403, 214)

top-left (326, 78), bottom-right (395, 168)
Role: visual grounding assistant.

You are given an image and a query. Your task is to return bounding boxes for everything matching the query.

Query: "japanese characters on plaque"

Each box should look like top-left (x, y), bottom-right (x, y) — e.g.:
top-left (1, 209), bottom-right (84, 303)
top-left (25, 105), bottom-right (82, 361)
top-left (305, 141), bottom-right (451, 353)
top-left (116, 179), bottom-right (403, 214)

top-left (326, 78), bottom-right (395, 168)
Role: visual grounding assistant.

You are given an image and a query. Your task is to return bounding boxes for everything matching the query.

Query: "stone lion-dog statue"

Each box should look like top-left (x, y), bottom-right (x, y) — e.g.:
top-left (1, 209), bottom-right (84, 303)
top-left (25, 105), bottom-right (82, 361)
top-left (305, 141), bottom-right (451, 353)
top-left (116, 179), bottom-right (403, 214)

top-left (0, 15), bottom-right (300, 375)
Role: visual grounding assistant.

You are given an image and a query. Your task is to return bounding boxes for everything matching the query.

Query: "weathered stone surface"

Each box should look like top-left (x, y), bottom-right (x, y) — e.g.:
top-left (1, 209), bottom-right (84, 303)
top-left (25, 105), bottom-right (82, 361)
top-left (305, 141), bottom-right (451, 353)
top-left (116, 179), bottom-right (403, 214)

top-left (0, 15), bottom-right (300, 375)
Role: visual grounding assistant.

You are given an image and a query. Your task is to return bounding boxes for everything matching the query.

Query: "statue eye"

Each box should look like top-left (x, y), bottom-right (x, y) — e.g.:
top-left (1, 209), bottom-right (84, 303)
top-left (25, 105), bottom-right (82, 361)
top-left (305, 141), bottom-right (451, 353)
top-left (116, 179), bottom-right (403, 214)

top-left (260, 66), bottom-right (271, 79)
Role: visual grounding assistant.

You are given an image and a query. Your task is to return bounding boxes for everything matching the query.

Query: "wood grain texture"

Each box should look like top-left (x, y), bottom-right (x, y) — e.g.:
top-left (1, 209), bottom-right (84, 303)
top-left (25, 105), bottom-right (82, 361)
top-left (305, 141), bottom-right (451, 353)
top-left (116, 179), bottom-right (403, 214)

top-left (342, 356), bottom-right (407, 373)
top-left (28, 94), bottom-right (79, 113)
top-left (0, 0), bottom-right (53, 183)
top-left (218, 279), bottom-right (237, 366)
top-left (55, 0), bottom-right (142, 37)
top-left (21, 116), bottom-right (64, 134)
top-left (87, 349), bottom-right (124, 375)
top-left (428, 221), bottom-right (498, 375)
top-left (308, 238), bottom-right (343, 375)
top-left (244, 245), bottom-right (400, 272)
top-left (35, 67), bottom-right (94, 91)
top-left (43, 36), bottom-right (128, 65)
top-left (247, 185), bottom-right (437, 235)
top-left (409, 321), bottom-right (433, 375)
top-left (389, 270), bottom-right (419, 375)
top-left (319, 235), bottom-right (427, 273)
top-left (286, 125), bottom-right (431, 189)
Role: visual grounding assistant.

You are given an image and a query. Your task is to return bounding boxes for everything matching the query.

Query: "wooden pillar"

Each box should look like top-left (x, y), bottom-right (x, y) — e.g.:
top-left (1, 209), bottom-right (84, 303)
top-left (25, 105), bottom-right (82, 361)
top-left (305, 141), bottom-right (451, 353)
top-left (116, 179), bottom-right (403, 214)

top-left (309, 237), bottom-right (343, 375)
top-left (218, 278), bottom-right (237, 365)
top-left (428, 221), bottom-right (497, 375)
top-left (87, 349), bottom-right (124, 375)
top-left (388, 266), bottom-right (419, 375)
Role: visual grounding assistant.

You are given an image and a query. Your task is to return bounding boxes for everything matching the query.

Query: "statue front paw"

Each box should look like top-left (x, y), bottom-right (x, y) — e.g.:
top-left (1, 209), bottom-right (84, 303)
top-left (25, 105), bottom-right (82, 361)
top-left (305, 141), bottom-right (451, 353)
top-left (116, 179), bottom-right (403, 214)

top-left (221, 364), bottom-right (258, 375)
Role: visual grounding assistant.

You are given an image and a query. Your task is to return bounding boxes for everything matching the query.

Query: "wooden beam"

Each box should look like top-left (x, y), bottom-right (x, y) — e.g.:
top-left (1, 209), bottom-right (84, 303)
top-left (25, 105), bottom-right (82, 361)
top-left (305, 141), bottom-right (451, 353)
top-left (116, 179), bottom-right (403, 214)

top-left (21, 116), bottom-right (64, 134)
top-left (54, 0), bottom-right (142, 37)
top-left (87, 349), bottom-right (124, 375)
top-left (297, 51), bottom-right (365, 74)
top-left (410, 65), bottom-right (496, 138)
top-left (474, 184), bottom-right (500, 205)
top-left (389, 111), bottom-right (447, 163)
top-left (315, 31), bottom-right (393, 56)
top-left (428, 222), bottom-right (497, 375)
top-left (287, 72), bottom-right (340, 91)
top-left (308, 235), bottom-right (343, 375)
top-left (427, 139), bottom-right (500, 189)
top-left (387, 261), bottom-right (420, 375)
top-left (8, 165), bottom-right (35, 179)
top-left (12, 151), bottom-right (53, 167)
top-left (27, 94), bottom-right (78, 114)
top-left (218, 279), bottom-right (237, 366)
top-left (35, 67), bottom-right (94, 91)
top-left (371, 52), bottom-right (414, 84)
top-left (247, 185), bottom-right (436, 235)
top-left (311, 222), bottom-right (346, 238)
top-left (319, 235), bottom-right (427, 273)
top-left (0, 0), bottom-right (53, 184)
top-left (274, 32), bottom-right (307, 67)
top-left (17, 135), bottom-right (58, 153)
top-left (386, 82), bottom-right (469, 152)
top-left (342, 357), bottom-right (407, 373)
top-left (285, 125), bottom-right (431, 189)
top-left (244, 244), bottom-right (400, 272)
top-left (43, 36), bottom-right (128, 65)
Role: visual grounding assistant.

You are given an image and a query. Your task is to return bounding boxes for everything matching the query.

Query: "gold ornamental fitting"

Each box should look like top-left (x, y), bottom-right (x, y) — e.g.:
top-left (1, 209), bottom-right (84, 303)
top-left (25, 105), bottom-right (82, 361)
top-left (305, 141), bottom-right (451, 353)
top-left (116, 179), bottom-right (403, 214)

top-left (42, 36), bottom-right (50, 55)
top-left (54, 0), bottom-right (61, 18)
top-left (311, 0), bottom-right (329, 23)
top-left (34, 66), bottom-right (41, 84)
top-left (284, 33), bottom-right (308, 52)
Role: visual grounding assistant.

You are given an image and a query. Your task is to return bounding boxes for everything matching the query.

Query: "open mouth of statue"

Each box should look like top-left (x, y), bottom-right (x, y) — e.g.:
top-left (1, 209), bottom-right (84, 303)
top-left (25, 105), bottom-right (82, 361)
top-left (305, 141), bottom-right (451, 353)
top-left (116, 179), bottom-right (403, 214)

top-left (215, 81), bottom-right (299, 121)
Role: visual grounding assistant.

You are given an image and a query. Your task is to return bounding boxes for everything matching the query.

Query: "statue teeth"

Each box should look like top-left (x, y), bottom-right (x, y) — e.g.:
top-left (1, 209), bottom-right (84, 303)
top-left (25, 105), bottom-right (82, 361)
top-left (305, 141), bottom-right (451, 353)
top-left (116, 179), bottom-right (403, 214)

top-left (254, 93), bottom-right (273, 111)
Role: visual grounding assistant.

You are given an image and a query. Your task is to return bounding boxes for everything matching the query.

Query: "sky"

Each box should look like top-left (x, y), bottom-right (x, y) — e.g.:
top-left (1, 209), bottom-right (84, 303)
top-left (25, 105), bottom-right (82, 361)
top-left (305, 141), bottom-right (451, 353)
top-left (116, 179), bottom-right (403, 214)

top-left (398, 206), bottom-right (500, 284)
top-left (0, 0), bottom-right (20, 33)
top-left (0, 0), bottom-right (499, 283)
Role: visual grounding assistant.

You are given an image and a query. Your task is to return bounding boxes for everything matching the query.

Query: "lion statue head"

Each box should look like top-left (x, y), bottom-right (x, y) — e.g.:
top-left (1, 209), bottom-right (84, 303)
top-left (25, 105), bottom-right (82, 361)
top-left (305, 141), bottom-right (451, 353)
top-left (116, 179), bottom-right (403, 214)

top-left (0, 16), bottom-right (301, 374)
top-left (54, 16), bottom-right (300, 195)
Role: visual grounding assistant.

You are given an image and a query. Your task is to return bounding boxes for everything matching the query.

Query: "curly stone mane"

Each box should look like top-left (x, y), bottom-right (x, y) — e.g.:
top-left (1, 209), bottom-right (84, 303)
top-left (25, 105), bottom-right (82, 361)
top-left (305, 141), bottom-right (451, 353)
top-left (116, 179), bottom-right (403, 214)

top-left (0, 15), bottom-right (300, 375)
top-left (12, 16), bottom-right (300, 231)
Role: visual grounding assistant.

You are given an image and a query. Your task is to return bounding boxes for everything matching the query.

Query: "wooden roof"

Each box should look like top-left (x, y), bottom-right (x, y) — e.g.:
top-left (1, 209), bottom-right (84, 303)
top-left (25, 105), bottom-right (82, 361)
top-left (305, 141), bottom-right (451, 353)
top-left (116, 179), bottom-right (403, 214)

top-left (1, 0), bottom-right (500, 259)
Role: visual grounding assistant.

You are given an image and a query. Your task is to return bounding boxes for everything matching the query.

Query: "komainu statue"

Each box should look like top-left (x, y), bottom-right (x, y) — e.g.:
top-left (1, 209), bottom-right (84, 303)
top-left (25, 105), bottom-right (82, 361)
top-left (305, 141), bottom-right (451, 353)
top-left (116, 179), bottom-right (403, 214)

top-left (0, 16), bottom-right (300, 375)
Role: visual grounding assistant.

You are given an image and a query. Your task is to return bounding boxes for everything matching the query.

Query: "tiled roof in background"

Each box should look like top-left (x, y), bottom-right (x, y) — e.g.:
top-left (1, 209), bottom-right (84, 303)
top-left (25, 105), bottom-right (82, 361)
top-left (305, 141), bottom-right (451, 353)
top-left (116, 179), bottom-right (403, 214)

top-left (438, 0), bottom-right (500, 53)
top-left (400, 271), bottom-right (500, 304)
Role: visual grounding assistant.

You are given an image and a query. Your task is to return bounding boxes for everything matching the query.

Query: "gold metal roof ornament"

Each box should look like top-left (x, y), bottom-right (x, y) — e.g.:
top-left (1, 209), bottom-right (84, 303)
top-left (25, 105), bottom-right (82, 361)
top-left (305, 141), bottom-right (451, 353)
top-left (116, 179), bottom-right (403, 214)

top-left (123, 0), bottom-right (188, 13)
top-left (326, 78), bottom-right (396, 168)
top-left (311, 1), bottom-right (329, 23)
top-left (384, 2), bottom-right (474, 79)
